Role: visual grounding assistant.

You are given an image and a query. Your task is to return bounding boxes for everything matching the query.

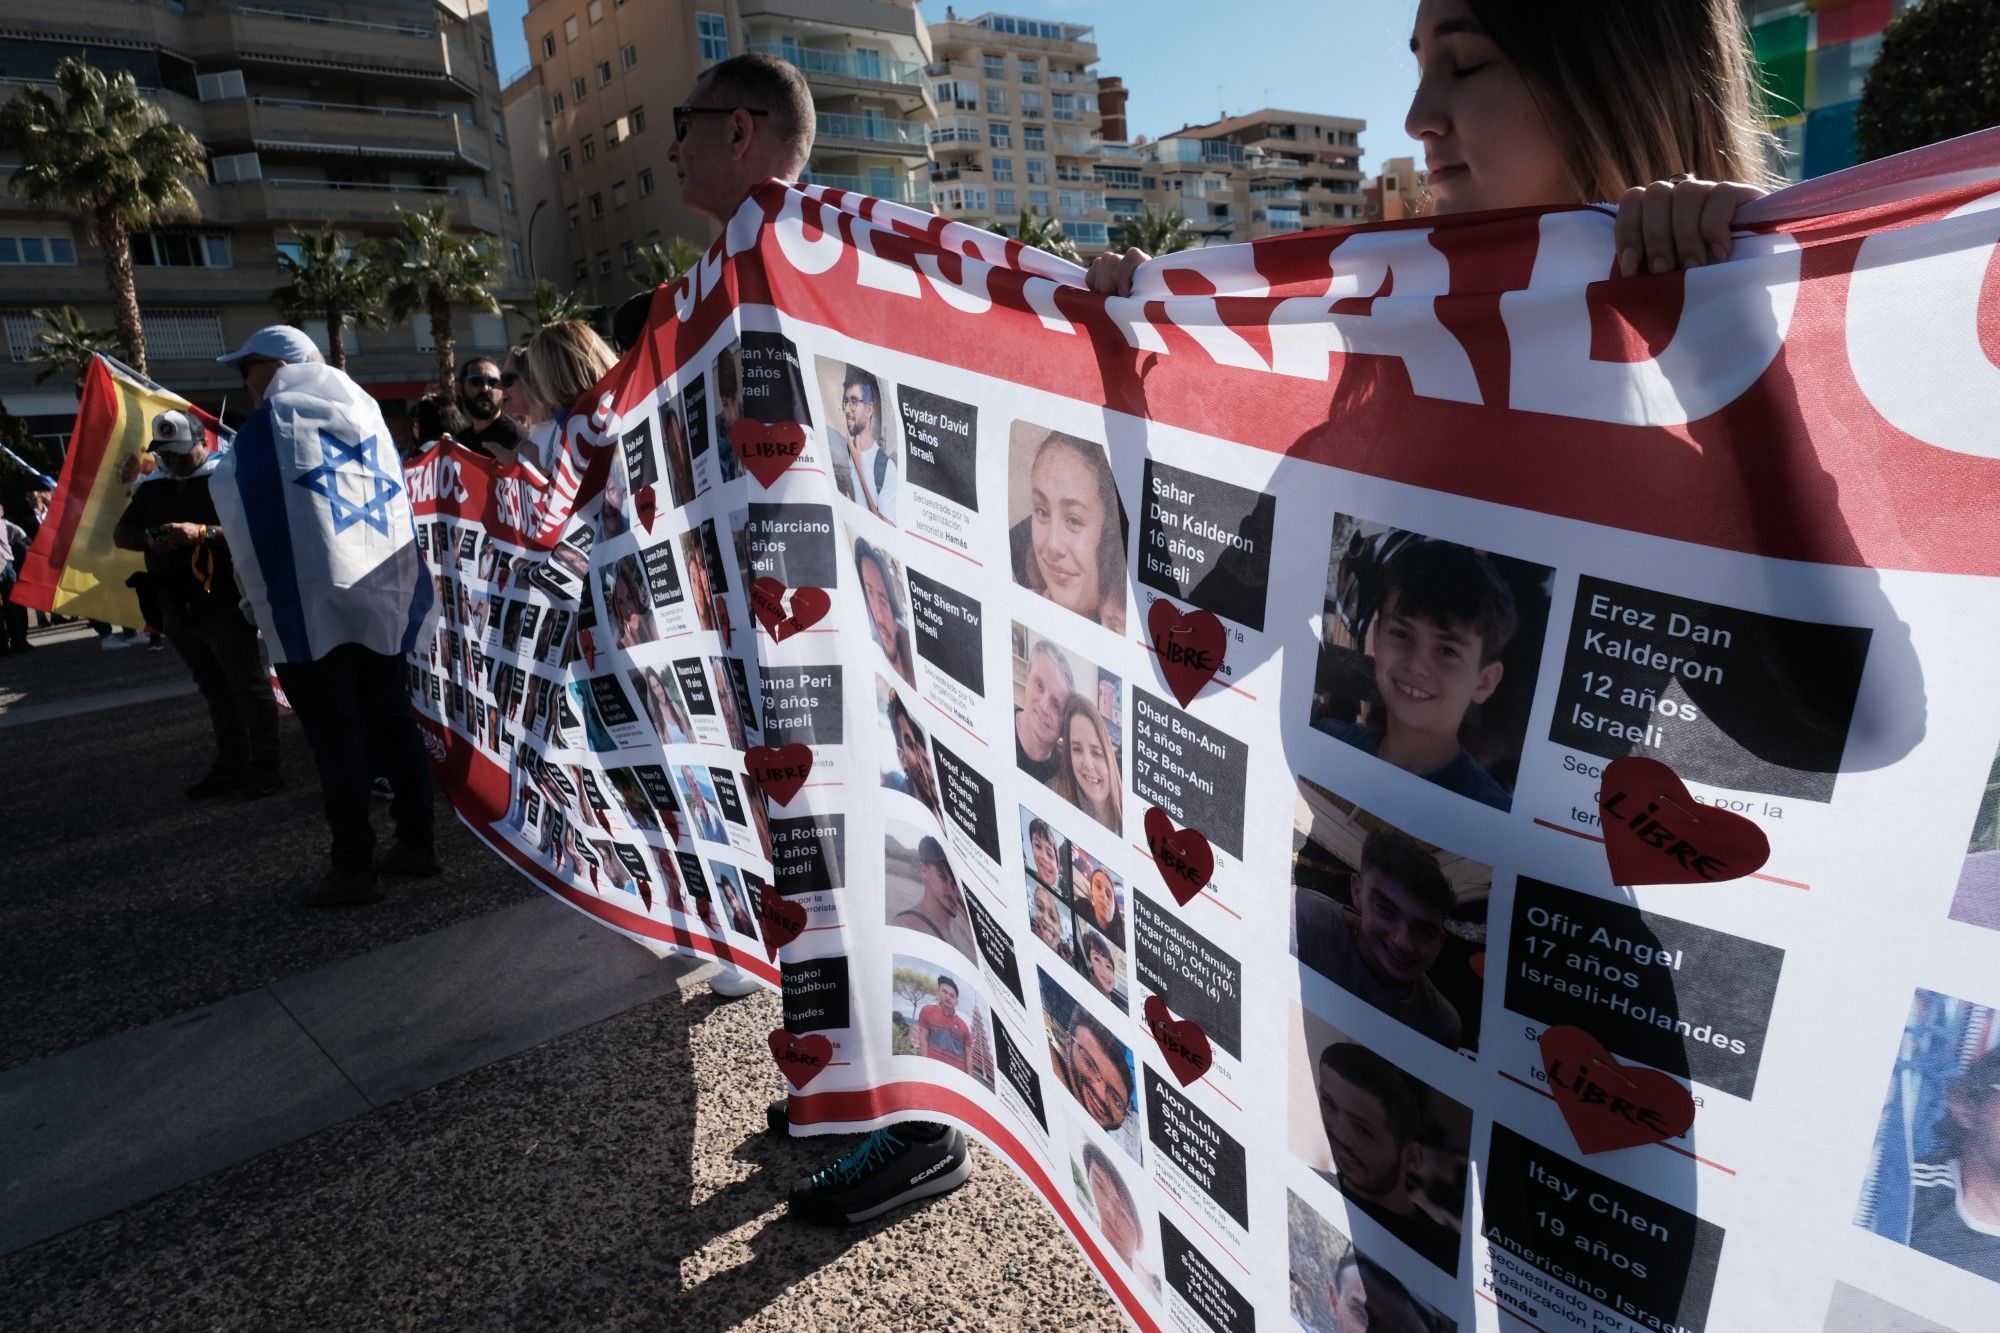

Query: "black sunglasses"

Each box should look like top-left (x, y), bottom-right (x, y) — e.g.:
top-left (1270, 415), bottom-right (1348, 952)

top-left (235, 356), bottom-right (280, 382)
top-left (672, 104), bottom-right (769, 141)
top-left (462, 373), bottom-right (502, 389)
top-left (500, 371), bottom-right (521, 388)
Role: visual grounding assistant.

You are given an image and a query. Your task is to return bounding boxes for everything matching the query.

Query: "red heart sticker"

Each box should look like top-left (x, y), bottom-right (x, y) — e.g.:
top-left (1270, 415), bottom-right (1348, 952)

top-left (1597, 757), bottom-right (1770, 886)
top-left (767, 1028), bottom-right (834, 1089)
top-left (1143, 995), bottom-right (1213, 1086)
top-left (749, 578), bottom-right (832, 642)
top-left (731, 419), bottom-right (810, 488)
top-left (1144, 806), bottom-right (1215, 907)
top-left (713, 596), bottom-right (732, 649)
top-left (757, 883), bottom-right (807, 960)
top-left (1538, 1026), bottom-right (1695, 1155)
top-left (633, 483), bottom-right (658, 534)
top-left (1148, 600), bottom-right (1227, 708)
top-left (746, 743), bottom-right (814, 807)
top-left (577, 626), bottom-right (597, 670)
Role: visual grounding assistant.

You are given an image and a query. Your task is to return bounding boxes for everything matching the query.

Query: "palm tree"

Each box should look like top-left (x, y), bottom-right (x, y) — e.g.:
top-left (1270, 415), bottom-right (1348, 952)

top-left (23, 307), bottom-right (120, 387)
top-left (510, 278), bottom-right (595, 336)
top-left (628, 237), bottom-right (702, 289)
top-left (373, 203), bottom-right (501, 391)
top-left (271, 223), bottom-right (384, 372)
top-left (1012, 208), bottom-right (1082, 265)
top-left (1120, 208), bottom-right (1197, 256)
top-left (0, 57), bottom-right (208, 377)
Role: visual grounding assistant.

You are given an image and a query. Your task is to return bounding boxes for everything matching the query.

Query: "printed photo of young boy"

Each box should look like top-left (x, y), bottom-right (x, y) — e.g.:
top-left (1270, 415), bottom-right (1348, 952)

top-left (1310, 518), bottom-right (1553, 812)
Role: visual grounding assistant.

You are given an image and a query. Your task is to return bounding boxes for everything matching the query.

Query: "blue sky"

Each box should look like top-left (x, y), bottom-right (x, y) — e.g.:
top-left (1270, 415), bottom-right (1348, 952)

top-left (489, 0), bottom-right (1429, 171)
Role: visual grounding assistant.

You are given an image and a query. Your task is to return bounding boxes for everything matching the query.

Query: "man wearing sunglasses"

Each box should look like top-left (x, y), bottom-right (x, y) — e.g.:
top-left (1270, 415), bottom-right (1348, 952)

top-left (662, 52), bottom-right (978, 1227)
top-left (454, 357), bottom-right (528, 463)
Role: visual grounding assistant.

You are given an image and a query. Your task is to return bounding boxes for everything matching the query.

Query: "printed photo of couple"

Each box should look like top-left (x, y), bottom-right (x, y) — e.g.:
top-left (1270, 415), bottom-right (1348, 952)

top-left (1012, 624), bottom-right (1123, 836)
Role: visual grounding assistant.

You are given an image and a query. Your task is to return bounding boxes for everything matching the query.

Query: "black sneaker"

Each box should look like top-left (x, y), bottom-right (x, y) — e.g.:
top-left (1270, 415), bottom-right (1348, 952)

top-left (787, 1122), bottom-right (971, 1226)
top-left (766, 1098), bottom-right (790, 1137)
top-left (185, 768), bottom-right (246, 800)
top-left (241, 768), bottom-right (283, 800)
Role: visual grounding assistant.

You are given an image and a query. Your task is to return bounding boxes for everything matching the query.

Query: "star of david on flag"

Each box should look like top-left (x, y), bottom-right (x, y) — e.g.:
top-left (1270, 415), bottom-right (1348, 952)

top-left (293, 427), bottom-right (400, 535)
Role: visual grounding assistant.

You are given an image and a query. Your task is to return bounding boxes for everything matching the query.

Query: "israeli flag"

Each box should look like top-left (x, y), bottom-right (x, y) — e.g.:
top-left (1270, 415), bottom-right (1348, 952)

top-left (210, 362), bottom-right (436, 666)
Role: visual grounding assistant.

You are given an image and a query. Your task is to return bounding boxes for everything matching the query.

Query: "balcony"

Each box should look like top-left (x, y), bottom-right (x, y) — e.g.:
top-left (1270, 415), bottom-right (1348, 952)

top-left (815, 111), bottom-right (931, 157)
top-left (801, 173), bottom-right (932, 205)
top-left (1052, 133), bottom-right (1101, 158)
top-left (202, 98), bottom-right (489, 171)
top-left (1249, 186), bottom-right (1302, 202)
top-left (923, 60), bottom-right (980, 81)
top-left (187, 7), bottom-right (466, 91)
top-left (209, 179), bottom-right (502, 235)
top-left (928, 164), bottom-right (985, 182)
top-left (931, 18), bottom-right (1097, 61)
top-left (745, 42), bottom-right (928, 105)
top-left (1245, 155), bottom-right (1303, 178)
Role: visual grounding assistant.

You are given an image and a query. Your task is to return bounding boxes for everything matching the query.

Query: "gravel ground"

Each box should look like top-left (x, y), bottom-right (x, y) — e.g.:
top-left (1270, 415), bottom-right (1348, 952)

top-left (0, 988), bottom-right (1124, 1332)
top-left (0, 625), bottom-right (534, 1071)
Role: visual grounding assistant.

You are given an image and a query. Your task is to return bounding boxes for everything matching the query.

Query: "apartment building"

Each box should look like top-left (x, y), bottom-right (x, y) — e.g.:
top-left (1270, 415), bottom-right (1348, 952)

top-left (924, 10), bottom-right (1114, 253)
top-left (1742, 0), bottom-right (1922, 180)
top-left (516, 0), bottom-right (935, 308)
top-left (0, 0), bottom-right (528, 434)
top-left (1365, 156), bottom-right (1425, 222)
top-left (1139, 109), bottom-right (1366, 245)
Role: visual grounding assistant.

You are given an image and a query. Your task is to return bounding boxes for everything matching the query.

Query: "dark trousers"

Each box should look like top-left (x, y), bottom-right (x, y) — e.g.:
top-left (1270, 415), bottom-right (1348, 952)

top-left (276, 643), bottom-right (434, 876)
top-left (0, 592), bottom-right (26, 650)
top-left (163, 602), bottom-right (281, 774)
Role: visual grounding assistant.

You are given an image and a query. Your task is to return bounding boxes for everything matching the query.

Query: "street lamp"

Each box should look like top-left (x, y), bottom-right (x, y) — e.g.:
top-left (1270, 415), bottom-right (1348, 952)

top-left (526, 198), bottom-right (549, 285)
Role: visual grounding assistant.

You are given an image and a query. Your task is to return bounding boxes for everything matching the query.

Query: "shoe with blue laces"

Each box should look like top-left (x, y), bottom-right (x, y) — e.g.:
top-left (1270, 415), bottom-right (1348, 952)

top-left (786, 1121), bottom-right (971, 1226)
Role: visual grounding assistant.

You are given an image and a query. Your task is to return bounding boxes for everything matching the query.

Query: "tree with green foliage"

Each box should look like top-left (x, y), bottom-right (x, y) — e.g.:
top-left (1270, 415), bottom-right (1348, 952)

top-left (0, 57), bottom-right (208, 376)
top-left (510, 278), bottom-right (596, 336)
top-left (372, 203), bottom-right (501, 391)
top-left (1119, 208), bottom-right (1196, 256)
top-left (628, 237), bottom-right (703, 289)
top-left (22, 307), bottom-right (119, 387)
top-left (1856, 0), bottom-right (2000, 163)
top-left (271, 223), bottom-right (384, 372)
top-left (1012, 208), bottom-right (1082, 264)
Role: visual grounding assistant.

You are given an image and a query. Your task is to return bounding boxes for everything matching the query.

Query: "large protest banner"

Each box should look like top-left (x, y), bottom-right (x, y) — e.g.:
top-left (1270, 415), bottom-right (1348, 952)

top-left (406, 133), bottom-right (2000, 1332)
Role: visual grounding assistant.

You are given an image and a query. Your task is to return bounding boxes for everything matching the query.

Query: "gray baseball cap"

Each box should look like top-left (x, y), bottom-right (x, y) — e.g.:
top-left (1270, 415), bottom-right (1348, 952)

top-left (216, 325), bottom-right (322, 366)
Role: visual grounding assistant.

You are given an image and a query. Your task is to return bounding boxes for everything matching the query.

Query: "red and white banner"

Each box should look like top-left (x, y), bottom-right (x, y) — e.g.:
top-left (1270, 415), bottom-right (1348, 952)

top-left (407, 131), bottom-right (2000, 1333)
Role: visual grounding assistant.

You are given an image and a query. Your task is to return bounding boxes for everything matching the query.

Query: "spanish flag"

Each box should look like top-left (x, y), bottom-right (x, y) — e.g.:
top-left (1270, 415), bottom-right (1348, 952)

top-left (12, 354), bottom-right (222, 627)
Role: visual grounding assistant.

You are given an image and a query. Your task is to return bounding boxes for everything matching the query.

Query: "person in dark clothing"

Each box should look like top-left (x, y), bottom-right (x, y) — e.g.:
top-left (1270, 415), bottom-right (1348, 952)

top-left (454, 357), bottom-right (529, 461)
top-left (0, 500), bottom-right (30, 652)
top-left (112, 408), bottom-right (282, 798)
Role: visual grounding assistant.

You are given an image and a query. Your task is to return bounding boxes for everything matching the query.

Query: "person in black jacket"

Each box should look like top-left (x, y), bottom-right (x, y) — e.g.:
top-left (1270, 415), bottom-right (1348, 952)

top-left (113, 409), bottom-right (281, 799)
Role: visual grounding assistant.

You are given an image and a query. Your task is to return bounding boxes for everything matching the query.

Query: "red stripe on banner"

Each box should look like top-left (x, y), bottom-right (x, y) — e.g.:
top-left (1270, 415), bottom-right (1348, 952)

top-left (785, 1082), bottom-right (1165, 1333)
top-left (611, 167), bottom-right (2000, 579)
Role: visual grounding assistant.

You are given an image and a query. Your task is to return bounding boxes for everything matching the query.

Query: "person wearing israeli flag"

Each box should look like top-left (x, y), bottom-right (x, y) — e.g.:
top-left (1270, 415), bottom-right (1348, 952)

top-left (209, 327), bottom-right (441, 907)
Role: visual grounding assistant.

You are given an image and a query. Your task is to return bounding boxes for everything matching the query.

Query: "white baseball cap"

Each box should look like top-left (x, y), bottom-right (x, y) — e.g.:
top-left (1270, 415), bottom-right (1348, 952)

top-left (149, 408), bottom-right (205, 455)
top-left (216, 325), bottom-right (322, 367)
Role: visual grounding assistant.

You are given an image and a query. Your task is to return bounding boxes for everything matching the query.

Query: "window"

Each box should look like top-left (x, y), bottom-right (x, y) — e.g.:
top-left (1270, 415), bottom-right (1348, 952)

top-left (983, 54), bottom-right (1006, 80)
top-left (551, 90), bottom-right (565, 114)
top-left (989, 121), bottom-right (1011, 148)
top-left (621, 43), bottom-right (637, 69)
top-left (588, 0), bottom-right (603, 21)
top-left (1023, 125), bottom-right (1045, 151)
top-left (638, 167), bottom-right (654, 196)
top-left (0, 233), bottom-right (77, 266)
top-left (854, 48), bottom-right (882, 80)
top-left (564, 16), bottom-right (578, 41)
top-left (502, 183), bottom-right (516, 214)
top-left (991, 156), bottom-right (1014, 182)
top-left (629, 106), bottom-right (646, 134)
top-left (605, 119), bottom-right (621, 146)
top-left (573, 259), bottom-right (588, 281)
top-left (697, 13), bottom-right (728, 62)
top-left (588, 192), bottom-right (603, 218)
top-left (1026, 158), bottom-right (1047, 184)
top-left (1052, 93), bottom-right (1076, 121)
top-left (511, 242), bottom-right (526, 278)
top-left (567, 208), bottom-right (580, 231)
top-left (1017, 57), bottom-right (1039, 83)
top-left (994, 188), bottom-right (1015, 213)
top-left (540, 33), bottom-right (555, 58)
top-left (620, 241), bottom-right (635, 264)
top-left (137, 309), bottom-right (225, 360)
top-left (572, 75), bottom-right (587, 101)
top-left (1029, 190), bottom-right (1049, 216)
top-left (559, 148), bottom-right (572, 173)
top-left (482, 38), bottom-right (493, 69)
top-left (131, 231), bottom-right (231, 268)
top-left (597, 250), bottom-right (612, 274)
top-left (581, 135), bottom-right (596, 161)
top-left (985, 87), bottom-right (1007, 114)
top-left (595, 60), bottom-right (612, 87)
top-left (1020, 90), bottom-right (1042, 115)
top-left (612, 180), bottom-right (628, 208)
